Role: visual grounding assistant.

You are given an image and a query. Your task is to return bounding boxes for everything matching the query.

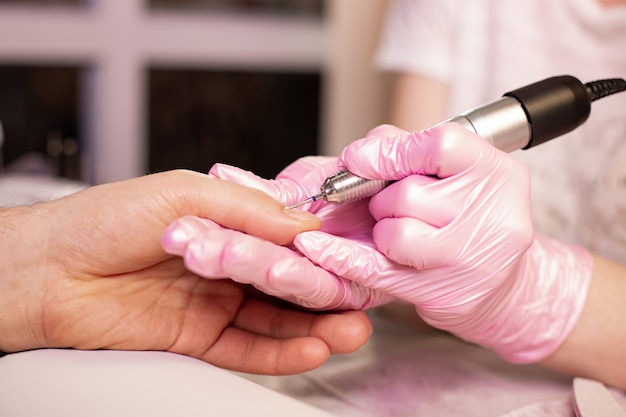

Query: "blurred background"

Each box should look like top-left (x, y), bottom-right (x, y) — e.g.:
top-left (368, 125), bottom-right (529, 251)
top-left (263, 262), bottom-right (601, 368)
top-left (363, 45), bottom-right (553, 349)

top-left (0, 0), bottom-right (391, 184)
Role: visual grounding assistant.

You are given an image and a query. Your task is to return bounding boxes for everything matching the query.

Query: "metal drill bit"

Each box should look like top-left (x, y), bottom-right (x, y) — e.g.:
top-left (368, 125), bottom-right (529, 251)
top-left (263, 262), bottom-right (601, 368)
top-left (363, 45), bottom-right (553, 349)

top-left (285, 193), bottom-right (324, 210)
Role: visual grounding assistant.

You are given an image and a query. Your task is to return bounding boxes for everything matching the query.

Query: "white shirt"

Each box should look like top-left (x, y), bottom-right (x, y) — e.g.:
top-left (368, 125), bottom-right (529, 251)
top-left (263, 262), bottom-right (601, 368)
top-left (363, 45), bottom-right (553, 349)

top-left (376, 0), bottom-right (626, 262)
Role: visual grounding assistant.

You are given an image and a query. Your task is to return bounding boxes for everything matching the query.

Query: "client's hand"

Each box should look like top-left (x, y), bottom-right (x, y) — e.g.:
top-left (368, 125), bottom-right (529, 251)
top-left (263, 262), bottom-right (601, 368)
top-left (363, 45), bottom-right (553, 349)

top-left (0, 170), bottom-right (371, 375)
top-left (294, 123), bottom-right (594, 363)
top-left (163, 157), bottom-right (393, 310)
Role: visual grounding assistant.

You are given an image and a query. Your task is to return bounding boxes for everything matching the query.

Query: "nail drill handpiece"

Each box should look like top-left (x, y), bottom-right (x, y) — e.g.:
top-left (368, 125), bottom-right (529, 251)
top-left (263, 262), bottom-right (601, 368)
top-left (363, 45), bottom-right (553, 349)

top-left (288, 75), bottom-right (626, 208)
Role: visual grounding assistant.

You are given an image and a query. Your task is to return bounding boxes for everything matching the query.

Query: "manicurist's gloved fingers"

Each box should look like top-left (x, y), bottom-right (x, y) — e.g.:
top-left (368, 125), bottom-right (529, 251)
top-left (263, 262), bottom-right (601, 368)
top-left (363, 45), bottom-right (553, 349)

top-left (368, 174), bottom-right (461, 225)
top-left (185, 228), bottom-right (339, 305)
top-left (293, 231), bottom-right (419, 292)
top-left (340, 122), bottom-right (485, 181)
top-left (209, 156), bottom-right (338, 207)
top-left (348, 123), bottom-right (462, 227)
top-left (209, 164), bottom-right (297, 203)
top-left (338, 123), bottom-right (531, 267)
top-left (161, 215), bottom-right (221, 255)
top-left (165, 223), bottom-right (386, 310)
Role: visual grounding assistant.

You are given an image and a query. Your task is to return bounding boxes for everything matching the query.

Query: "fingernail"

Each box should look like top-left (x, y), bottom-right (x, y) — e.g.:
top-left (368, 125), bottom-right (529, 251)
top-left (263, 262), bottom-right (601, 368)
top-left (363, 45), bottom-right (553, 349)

top-left (284, 208), bottom-right (320, 223)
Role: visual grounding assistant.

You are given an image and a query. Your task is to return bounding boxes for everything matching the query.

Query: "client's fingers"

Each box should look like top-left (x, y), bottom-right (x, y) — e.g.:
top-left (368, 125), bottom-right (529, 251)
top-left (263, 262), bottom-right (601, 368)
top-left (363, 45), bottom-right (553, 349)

top-left (201, 299), bottom-right (372, 374)
top-left (162, 172), bottom-right (321, 245)
top-left (234, 299), bottom-right (372, 354)
top-left (203, 327), bottom-right (331, 374)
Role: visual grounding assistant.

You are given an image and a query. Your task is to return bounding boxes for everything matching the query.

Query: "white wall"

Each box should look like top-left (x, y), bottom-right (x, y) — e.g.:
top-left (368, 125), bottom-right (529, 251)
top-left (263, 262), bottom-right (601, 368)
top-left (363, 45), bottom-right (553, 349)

top-left (0, 0), bottom-right (391, 180)
top-left (0, 1), bottom-right (325, 183)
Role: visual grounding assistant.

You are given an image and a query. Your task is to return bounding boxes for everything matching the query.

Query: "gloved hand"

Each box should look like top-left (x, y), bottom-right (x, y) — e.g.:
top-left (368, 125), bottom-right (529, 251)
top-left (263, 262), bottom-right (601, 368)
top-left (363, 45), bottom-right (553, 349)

top-left (162, 157), bottom-right (393, 310)
top-left (293, 123), bottom-right (594, 363)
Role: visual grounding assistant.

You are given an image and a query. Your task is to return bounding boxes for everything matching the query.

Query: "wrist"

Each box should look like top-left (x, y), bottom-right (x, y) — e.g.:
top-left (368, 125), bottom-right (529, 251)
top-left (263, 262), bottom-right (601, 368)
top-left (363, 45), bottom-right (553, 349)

top-left (0, 206), bottom-right (51, 352)
top-left (479, 234), bottom-right (594, 363)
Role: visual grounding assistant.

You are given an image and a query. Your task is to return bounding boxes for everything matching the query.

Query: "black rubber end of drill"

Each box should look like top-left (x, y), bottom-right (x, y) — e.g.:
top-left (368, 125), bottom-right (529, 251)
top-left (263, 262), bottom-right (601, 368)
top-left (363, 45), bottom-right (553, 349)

top-left (504, 75), bottom-right (591, 149)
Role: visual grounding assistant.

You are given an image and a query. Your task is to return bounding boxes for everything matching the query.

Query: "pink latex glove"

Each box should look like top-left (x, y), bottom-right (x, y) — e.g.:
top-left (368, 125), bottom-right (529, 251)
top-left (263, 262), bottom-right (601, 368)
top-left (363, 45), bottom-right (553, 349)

top-left (293, 123), bottom-right (594, 363)
top-left (162, 156), bottom-right (393, 310)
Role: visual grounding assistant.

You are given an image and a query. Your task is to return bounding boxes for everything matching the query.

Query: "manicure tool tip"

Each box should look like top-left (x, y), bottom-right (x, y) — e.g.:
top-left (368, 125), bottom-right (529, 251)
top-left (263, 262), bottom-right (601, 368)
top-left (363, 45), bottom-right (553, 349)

top-left (285, 194), bottom-right (322, 210)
